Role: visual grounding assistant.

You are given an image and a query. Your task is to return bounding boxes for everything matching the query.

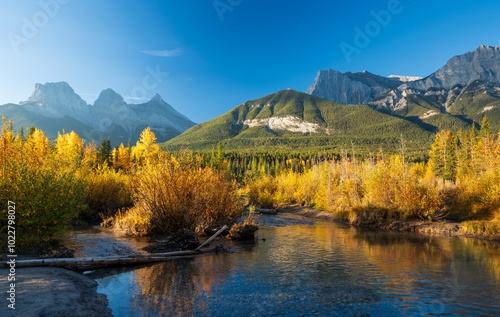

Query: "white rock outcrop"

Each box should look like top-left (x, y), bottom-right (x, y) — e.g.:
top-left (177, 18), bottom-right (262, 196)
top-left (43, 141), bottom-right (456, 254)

top-left (243, 116), bottom-right (320, 133)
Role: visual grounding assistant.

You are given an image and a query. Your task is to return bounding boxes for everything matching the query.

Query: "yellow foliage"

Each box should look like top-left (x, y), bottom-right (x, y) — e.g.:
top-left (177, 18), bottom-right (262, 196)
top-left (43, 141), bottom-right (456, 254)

top-left (25, 128), bottom-right (50, 161)
top-left (112, 143), bottom-right (132, 170)
top-left (55, 131), bottom-right (84, 166)
top-left (113, 151), bottom-right (241, 235)
top-left (132, 127), bottom-right (161, 165)
top-left (83, 164), bottom-right (133, 219)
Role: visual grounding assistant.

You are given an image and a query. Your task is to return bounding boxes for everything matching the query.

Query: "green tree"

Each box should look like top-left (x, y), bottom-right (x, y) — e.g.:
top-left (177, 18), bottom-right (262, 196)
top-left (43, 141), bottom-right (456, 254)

top-left (430, 131), bottom-right (457, 180)
top-left (97, 137), bottom-right (112, 165)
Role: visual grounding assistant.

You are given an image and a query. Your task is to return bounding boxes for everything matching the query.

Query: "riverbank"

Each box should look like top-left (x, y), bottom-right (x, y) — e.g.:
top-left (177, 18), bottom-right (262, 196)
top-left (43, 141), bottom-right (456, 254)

top-left (281, 205), bottom-right (500, 242)
top-left (0, 267), bottom-right (112, 317)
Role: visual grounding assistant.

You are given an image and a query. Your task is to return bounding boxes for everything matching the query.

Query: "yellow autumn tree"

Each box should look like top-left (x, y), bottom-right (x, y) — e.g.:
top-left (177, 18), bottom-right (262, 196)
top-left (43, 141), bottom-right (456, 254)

top-left (0, 117), bottom-right (16, 168)
top-left (112, 143), bottom-right (132, 170)
top-left (24, 128), bottom-right (50, 165)
top-left (132, 127), bottom-right (161, 165)
top-left (55, 131), bottom-right (84, 167)
top-left (82, 142), bottom-right (98, 169)
top-left (0, 120), bottom-right (86, 249)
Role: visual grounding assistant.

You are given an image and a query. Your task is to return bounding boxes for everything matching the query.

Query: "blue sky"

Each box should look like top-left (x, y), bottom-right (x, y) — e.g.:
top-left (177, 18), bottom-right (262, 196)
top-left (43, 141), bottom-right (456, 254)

top-left (1, 0), bottom-right (499, 123)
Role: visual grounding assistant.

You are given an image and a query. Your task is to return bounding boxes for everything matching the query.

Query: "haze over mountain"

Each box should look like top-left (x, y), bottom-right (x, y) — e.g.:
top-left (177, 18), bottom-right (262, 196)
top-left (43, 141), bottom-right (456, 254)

top-left (1, 82), bottom-right (196, 145)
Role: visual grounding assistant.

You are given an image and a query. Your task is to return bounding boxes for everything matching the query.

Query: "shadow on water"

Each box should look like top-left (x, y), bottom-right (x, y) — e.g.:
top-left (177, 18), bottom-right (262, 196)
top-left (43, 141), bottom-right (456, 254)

top-left (72, 214), bottom-right (500, 316)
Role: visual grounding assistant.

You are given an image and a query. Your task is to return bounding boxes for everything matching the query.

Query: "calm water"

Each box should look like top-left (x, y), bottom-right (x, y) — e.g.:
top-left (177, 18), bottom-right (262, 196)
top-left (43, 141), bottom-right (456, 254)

top-left (74, 214), bottom-right (500, 316)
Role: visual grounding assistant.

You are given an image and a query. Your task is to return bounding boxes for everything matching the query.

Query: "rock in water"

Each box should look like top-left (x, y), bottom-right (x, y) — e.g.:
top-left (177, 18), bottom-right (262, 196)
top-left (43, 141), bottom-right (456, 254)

top-left (228, 223), bottom-right (258, 240)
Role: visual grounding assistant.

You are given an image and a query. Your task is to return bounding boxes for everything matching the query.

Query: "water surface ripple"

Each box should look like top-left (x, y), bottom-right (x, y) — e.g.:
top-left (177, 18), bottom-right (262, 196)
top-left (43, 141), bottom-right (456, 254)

top-left (79, 214), bottom-right (500, 316)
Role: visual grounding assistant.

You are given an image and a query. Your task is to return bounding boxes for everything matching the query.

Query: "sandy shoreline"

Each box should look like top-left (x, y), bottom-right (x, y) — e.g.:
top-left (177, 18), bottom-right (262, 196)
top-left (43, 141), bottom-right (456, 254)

top-left (0, 267), bottom-right (112, 317)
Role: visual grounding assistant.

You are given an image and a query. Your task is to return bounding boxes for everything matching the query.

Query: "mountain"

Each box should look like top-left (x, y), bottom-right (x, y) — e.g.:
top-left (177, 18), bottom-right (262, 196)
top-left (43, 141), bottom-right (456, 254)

top-left (308, 46), bottom-right (500, 133)
top-left (21, 82), bottom-right (92, 123)
top-left (0, 82), bottom-right (196, 145)
top-left (306, 70), bottom-right (421, 105)
top-left (163, 89), bottom-right (433, 153)
top-left (0, 103), bottom-right (99, 142)
top-left (404, 45), bottom-right (500, 90)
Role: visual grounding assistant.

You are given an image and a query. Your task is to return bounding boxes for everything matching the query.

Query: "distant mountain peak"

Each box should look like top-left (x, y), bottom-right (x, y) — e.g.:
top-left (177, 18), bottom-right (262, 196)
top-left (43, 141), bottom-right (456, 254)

top-left (150, 93), bottom-right (165, 103)
top-left (405, 45), bottom-right (500, 90)
top-left (27, 81), bottom-right (84, 104)
top-left (20, 81), bottom-right (90, 120)
top-left (94, 88), bottom-right (126, 108)
top-left (10, 81), bottom-right (196, 145)
top-left (477, 44), bottom-right (499, 51)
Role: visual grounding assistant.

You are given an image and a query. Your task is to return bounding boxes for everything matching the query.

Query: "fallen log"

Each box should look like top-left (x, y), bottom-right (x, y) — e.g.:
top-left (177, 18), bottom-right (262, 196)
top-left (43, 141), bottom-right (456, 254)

top-left (1, 247), bottom-right (219, 271)
top-left (196, 225), bottom-right (228, 250)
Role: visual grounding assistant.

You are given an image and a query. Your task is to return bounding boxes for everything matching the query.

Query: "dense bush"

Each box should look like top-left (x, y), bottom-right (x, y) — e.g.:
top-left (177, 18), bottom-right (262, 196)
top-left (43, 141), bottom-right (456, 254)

top-left (112, 151), bottom-right (242, 236)
top-left (244, 121), bottom-right (500, 224)
top-left (0, 120), bottom-right (86, 249)
top-left (83, 164), bottom-right (133, 221)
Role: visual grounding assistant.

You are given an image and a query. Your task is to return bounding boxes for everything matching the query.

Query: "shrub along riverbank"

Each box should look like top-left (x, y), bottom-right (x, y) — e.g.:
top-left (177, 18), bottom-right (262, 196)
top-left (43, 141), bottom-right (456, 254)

top-left (1, 116), bottom-right (499, 253)
top-left (0, 117), bottom-right (241, 252)
top-left (243, 118), bottom-right (500, 236)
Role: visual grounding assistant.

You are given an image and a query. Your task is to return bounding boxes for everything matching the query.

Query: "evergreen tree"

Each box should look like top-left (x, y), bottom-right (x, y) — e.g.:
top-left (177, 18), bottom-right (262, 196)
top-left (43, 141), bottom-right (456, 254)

top-left (430, 131), bottom-right (457, 180)
top-left (479, 116), bottom-right (491, 139)
top-left (18, 126), bottom-right (25, 143)
top-left (27, 126), bottom-right (36, 138)
top-left (98, 138), bottom-right (112, 165)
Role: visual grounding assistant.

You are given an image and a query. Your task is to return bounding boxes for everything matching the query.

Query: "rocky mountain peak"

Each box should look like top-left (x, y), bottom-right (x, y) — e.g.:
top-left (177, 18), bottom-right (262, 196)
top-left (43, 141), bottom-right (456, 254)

top-left (26, 81), bottom-right (88, 109)
top-left (306, 69), bottom-right (403, 105)
top-left (151, 93), bottom-right (163, 102)
top-left (406, 45), bottom-right (500, 90)
top-left (94, 88), bottom-right (126, 108)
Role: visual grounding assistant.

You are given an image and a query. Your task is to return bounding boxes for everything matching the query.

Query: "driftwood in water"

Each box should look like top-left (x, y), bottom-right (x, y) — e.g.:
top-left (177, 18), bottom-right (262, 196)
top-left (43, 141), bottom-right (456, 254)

top-left (1, 226), bottom-right (231, 271)
top-left (1, 247), bottom-right (218, 271)
top-left (196, 225), bottom-right (228, 250)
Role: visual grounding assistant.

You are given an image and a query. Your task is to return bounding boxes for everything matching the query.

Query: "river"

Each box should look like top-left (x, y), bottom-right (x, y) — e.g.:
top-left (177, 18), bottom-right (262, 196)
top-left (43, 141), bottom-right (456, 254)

top-left (67, 213), bottom-right (500, 316)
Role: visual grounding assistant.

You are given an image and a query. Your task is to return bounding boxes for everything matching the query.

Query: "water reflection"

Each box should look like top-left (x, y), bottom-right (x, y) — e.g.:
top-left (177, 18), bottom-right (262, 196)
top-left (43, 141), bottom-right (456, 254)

top-left (92, 214), bottom-right (500, 316)
top-left (64, 226), bottom-right (152, 257)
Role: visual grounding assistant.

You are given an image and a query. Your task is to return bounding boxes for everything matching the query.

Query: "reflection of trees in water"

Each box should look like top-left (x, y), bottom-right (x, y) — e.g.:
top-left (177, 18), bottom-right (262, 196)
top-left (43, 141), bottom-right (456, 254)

top-left (131, 260), bottom-right (204, 316)
top-left (119, 223), bottom-right (500, 316)
top-left (130, 252), bottom-right (248, 316)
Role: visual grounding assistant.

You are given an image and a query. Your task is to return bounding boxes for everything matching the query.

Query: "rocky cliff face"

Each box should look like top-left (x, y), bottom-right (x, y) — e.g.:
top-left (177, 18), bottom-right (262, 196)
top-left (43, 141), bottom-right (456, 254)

top-left (21, 82), bottom-right (92, 122)
top-left (306, 70), bottom-right (408, 105)
top-left (370, 46), bottom-right (500, 113)
top-left (309, 46), bottom-right (500, 115)
top-left (406, 45), bottom-right (500, 90)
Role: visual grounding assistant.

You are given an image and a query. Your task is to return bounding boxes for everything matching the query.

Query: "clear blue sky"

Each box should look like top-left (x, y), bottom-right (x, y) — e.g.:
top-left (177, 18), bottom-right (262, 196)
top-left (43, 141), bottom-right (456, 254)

top-left (1, 0), bottom-right (499, 123)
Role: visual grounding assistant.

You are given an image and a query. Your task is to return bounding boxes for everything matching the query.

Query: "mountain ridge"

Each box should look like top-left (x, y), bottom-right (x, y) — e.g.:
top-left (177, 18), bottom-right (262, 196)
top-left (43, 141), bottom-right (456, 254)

top-left (1, 82), bottom-right (196, 145)
top-left (307, 45), bottom-right (500, 133)
top-left (163, 89), bottom-right (433, 153)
